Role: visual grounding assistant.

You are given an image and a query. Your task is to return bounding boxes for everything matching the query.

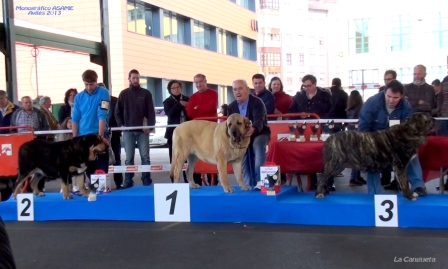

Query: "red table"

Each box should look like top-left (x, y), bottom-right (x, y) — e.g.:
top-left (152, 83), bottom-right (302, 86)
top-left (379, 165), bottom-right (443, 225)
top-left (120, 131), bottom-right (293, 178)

top-left (267, 136), bottom-right (448, 192)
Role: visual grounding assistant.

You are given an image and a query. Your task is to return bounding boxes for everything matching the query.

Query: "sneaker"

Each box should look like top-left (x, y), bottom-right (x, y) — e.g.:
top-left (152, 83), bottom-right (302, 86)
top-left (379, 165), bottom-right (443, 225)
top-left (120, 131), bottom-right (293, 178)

top-left (414, 187), bottom-right (427, 197)
top-left (254, 181), bottom-right (262, 190)
top-left (357, 176), bottom-right (367, 185)
top-left (349, 178), bottom-right (363, 186)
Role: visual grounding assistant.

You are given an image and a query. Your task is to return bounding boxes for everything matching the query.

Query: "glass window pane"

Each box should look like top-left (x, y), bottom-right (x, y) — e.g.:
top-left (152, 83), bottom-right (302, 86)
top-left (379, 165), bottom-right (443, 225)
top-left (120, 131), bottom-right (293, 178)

top-left (163, 12), bottom-right (171, 41)
top-left (171, 15), bottom-right (178, 43)
top-left (127, 3), bottom-right (136, 32)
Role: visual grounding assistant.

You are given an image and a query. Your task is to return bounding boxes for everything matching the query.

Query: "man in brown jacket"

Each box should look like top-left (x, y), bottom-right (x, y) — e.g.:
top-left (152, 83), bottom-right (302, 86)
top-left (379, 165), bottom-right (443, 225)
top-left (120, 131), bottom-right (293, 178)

top-left (403, 64), bottom-right (436, 114)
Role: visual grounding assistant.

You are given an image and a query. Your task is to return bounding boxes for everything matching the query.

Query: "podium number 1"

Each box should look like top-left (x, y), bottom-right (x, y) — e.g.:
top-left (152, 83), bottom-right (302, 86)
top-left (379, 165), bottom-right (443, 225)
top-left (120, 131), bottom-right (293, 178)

top-left (154, 184), bottom-right (190, 222)
top-left (166, 190), bottom-right (177, 215)
top-left (374, 195), bottom-right (398, 227)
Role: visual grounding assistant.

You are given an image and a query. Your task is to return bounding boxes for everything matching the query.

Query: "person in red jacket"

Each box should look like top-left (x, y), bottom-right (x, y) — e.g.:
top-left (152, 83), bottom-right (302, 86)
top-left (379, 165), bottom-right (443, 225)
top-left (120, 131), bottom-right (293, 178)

top-left (186, 74), bottom-right (218, 121)
top-left (186, 73), bottom-right (219, 185)
top-left (268, 76), bottom-right (293, 115)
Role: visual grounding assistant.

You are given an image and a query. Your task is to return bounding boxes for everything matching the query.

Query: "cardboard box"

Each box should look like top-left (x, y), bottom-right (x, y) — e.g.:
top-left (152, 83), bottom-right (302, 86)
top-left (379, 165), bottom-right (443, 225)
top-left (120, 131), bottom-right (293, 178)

top-left (90, 173), bottom-right (111, 194)
top-left (260, 163), bottom-right (281, 195)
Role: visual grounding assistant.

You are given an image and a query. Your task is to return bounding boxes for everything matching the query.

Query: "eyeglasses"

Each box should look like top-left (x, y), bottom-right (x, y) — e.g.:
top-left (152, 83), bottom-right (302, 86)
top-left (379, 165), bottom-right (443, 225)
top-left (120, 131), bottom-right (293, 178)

top-left (303, 84), bottom-right (313, 88)
top-left (384, 78), bottom-right (394, 81)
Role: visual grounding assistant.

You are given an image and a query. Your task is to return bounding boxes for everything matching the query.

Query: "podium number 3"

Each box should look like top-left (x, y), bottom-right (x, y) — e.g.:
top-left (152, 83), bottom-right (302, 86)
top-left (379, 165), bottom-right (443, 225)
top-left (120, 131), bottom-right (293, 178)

top-left (374, 195), bottom-right (398, 227)
top-left (166, 190), bottom-right (177, 215)
top-left (379, 200), bottom-right (393, 222)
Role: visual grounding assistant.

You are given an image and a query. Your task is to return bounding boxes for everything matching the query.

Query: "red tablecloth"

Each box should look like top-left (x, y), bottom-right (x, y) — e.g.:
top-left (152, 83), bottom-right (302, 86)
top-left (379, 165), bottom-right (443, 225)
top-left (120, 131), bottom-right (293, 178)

top-left (267, 136), bottom-right (448, 182)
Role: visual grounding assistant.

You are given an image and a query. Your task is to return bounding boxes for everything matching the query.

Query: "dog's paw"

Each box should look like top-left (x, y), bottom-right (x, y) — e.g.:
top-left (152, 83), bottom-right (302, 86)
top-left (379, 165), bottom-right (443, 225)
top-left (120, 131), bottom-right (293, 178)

top-left (223, 187), bottom-right (235, 193)
top-left (63, 194), bottom-right (73, 200)
top-left (12, 194), bottom-right (17, 200)
top-left (36, 192), bottom-right (45, 197)
top-left (412, 192), bottom-right (419, 198)
top-left (240, 185), bottom-right (251, 191)
top-left (189, 183), bottom-right (200, 189)
top-left (315, 193), bottom-right (325, 199)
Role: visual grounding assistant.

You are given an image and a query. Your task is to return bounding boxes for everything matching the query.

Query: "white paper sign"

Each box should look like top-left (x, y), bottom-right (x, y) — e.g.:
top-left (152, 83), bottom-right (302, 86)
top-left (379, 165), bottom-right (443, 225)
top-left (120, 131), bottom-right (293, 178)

top-left (17, 193), bottom-right (34, 221)
top-left (389, 119), bottom-right (400, 127)
top-left (374, 195), bottom-right (398, 227)
top-left (154, 183), bottom-right (190, 222)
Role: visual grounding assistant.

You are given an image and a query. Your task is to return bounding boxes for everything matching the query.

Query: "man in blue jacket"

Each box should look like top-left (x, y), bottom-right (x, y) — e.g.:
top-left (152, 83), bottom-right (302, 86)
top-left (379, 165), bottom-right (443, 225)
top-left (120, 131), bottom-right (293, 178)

top-left (228, 79), bottom-right (271, 189)
top-left (359, 80), bottom-right (427, 195)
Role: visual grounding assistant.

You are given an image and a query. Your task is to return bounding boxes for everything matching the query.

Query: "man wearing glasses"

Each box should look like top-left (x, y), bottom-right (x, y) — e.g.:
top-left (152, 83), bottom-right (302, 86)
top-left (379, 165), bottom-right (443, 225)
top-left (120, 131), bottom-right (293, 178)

top-left (379, 70), bottom-right (397, 93)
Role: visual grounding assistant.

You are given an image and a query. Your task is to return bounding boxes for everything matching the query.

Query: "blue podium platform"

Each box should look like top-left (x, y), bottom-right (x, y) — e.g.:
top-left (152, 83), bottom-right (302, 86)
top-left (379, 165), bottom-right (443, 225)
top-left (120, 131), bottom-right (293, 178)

top-left (1, 186), bottom-right (447, 228)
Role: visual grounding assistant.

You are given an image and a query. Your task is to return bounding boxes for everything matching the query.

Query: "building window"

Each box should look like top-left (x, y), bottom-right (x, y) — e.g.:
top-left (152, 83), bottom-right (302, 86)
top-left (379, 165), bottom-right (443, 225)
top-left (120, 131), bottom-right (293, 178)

top-left (286, 53), bottom-right (292, 65)
top-left (238, 36), bottom-right (256, 61)
top-left (389, 15), bottom-right (411, 52)
top-left (287, 77), bottom-right (292, 85)
top-left (218, 29), bottom-right (237, 57)
top-left (349, 19), bottom-right (369, 54)
top-left (233, 0), bottom-right (255, 11)
top-left (127, 0), bottom-right (153, 36)
top-left (260, 0), bottom-right (279, 9)
top-left (299, 53), bottom-right (304, 66)
top-left (163, 11), bottom-right (186, 44)
top-left (432, 11), bottom-right (448, 49)
top-left (260, 53), bottom-right (280, 66)
top-left (194, 20), bottom-right (211, 50)
top-left (298, 35), bottom-right (304, 47)
top-left (268, 53), bottom-right (280, 66)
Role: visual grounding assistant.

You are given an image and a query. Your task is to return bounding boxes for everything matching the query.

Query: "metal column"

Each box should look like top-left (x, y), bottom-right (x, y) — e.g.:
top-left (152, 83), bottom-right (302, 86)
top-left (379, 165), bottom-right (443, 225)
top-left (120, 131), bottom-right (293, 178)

top-left (99, 0), bottom-right (112, 94)
top-left (2, 0), bottom-right (18, 103)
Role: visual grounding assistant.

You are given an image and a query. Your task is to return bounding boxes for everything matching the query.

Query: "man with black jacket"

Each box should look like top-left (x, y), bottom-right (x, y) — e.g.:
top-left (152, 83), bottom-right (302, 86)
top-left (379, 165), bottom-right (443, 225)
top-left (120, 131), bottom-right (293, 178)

top-left (227, 79), bottom-right (271, 189)
top-left (115, 69), bottom-right (156, 188)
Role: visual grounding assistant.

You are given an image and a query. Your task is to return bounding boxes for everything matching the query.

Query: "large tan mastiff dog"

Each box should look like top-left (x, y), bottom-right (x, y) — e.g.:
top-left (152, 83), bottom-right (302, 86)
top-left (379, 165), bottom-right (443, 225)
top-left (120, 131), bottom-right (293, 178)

top-left (170, 113), bottom-right (252, 193)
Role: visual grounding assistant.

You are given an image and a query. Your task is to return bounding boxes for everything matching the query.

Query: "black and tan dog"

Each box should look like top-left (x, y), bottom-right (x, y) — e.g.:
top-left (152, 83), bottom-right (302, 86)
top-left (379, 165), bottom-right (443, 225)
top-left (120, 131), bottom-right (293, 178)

top-left (13, 134), bottom-right (109, 200)
top-left (170, 113), bottom-right (252, 193)
top-left (316, 113), bottom-right (435, 201)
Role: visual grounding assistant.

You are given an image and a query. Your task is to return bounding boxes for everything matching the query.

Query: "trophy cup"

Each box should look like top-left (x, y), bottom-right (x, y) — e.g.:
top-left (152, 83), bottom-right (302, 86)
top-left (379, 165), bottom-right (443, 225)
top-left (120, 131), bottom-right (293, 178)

top-left (310, 122), bottom-right (320, 141)
top-left (297, 121), bottom-right (306, 142)
top-left (288, 122), bottom-right (297, 141)
top-left (266, 174), bottom-right (278, 195)
top-left (321, 120), bottom-right (334, 141)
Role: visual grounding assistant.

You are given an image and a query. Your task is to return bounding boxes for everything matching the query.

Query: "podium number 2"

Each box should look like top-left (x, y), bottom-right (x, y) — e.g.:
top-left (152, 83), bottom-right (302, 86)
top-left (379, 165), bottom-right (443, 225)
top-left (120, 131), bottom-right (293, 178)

top-left (17, 193), bottom-right (35, 221)
top-left (166, 190), bottom-right (177, 215)
top-left (154, 184), bottom-right (190, 222)
top-left (374, 195), bottom-right (398, 227)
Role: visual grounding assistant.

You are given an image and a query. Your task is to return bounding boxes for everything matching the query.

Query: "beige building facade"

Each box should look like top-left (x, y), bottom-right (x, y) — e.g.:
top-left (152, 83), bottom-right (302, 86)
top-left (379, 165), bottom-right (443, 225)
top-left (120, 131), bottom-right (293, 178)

top-left (1, 0), bottom-right (259, 106)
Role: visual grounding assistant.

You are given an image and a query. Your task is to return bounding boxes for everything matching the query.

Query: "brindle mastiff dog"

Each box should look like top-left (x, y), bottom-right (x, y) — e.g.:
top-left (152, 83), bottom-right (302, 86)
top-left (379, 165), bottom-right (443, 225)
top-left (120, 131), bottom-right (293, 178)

top-left (316, 113), bottom-right (435, 201)
top-left (170, 113), bottom-right (252, 193)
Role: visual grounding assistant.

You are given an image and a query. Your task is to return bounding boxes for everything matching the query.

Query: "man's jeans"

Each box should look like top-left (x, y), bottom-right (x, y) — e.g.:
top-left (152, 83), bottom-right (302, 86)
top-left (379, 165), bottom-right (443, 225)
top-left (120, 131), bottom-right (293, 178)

top-left (242, 134), bottom-right (270, 187)
top-left (123, 131), bottom-right (151, 183)
top-left (367, 155), bottom-right (425, 193)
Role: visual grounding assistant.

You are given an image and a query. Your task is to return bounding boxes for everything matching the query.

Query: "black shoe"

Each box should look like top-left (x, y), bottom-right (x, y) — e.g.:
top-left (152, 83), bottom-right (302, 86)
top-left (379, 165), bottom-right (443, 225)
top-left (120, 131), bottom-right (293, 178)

top-left (414, 187), bottom-right (427, 197)
top-left (122, 179), bottom-right (134, 189)
top-left (142, 179), bottom-right (153, 186)
top-left (384, 180), bottom-right (399, 191)
top-left (349, 179), bottom-right (363, 186)
top-left (115, 185), bottom-right (123, 190)
top-left (357, 176), bottom-right (366, 185)
top-left (436, 184), bottom-right (448, 191)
